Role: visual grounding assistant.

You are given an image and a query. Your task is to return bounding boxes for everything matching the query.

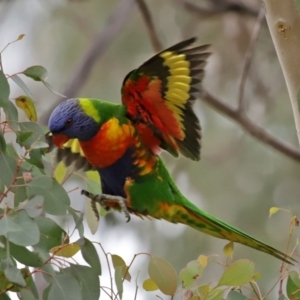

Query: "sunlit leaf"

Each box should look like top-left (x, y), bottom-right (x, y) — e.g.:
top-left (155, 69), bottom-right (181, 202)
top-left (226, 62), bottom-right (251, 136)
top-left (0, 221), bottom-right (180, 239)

top-left (179, 260), bottom-right (203, 288)
top-left (0, 70), bottom-right (9, 109)
top-left (15, 95), bottom-right (37, 122)
top-left (85, 199), bottom-right (100, 234)
top-left (143, 278), bottom-right (158, 291)
top-left (223, 241), bottom-right (234, 258)
top-left (22, 66), bottom-right (47, 81)
top-left (4, 266), bottom-right (26, 287)
top-left (50, 243), bottom-right (80, 258)
top-left (81, 238), bottom-right (101, 275)
top-left (197, 255), bottom-right (208, 268)
top-left (148, 256), bottom-right (177, 295)
top-left (115, 266), bottom-right (123, 300)
top-left (111, 254), bottom-right (130, 281)
top-left (54, 161), bottom-right (67, 184)
top-left (63, 265), bottom-right (100, 300)
top-left (198, 284), bottom-right (210, 298)
top-left (269, 207), bottom-right (280, 217)
top-left (206, 288), bottom-right (224, 300)
top-left (218, 259), bottom-right (255, 287)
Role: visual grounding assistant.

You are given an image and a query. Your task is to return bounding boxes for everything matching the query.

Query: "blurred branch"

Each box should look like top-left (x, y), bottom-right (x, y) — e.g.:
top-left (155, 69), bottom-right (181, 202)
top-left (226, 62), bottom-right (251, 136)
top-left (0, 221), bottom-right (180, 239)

top-left (238, 7), bottom-right (265, 112)
top-left (136, 0), bottom-right (162, 52)
top-left (137, 0), bottom-right (300, 163)
top-left (263, 0), bottom-right (300, 146)
top-left (175, 0), bottom-right (259, 18)
top-left (40, 0), bottom-right (136, 125)
top-left (200, 89), bottom-right (300, 163)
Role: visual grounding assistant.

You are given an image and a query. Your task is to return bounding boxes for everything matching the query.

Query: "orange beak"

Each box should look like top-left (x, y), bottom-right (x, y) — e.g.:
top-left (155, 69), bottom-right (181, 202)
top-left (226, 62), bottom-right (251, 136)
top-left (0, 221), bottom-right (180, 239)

top-left (52, 134), bottom-right (69, 148)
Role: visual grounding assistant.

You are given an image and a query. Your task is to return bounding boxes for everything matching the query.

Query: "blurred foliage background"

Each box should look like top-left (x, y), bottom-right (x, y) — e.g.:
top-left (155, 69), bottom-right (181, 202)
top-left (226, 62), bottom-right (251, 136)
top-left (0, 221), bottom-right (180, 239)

top-left (2, 0), bottom-right (299, 298)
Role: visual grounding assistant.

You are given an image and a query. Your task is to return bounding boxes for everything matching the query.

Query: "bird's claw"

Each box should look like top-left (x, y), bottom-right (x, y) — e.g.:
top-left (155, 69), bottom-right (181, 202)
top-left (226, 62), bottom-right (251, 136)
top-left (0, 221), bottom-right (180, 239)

top-left (81, 190), bottom-right (131, 222)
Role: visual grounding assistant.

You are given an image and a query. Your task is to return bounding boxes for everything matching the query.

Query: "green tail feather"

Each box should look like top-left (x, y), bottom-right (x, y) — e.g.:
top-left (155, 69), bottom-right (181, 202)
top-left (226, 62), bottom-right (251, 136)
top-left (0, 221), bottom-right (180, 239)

top-left (171, 200), bottom-right (295, 264)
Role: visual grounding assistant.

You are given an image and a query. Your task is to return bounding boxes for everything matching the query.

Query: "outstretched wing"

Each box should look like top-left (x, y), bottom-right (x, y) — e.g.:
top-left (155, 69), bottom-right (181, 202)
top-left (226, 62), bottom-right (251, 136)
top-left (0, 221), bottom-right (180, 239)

top-left (121, 38), bottom-right (210, 161)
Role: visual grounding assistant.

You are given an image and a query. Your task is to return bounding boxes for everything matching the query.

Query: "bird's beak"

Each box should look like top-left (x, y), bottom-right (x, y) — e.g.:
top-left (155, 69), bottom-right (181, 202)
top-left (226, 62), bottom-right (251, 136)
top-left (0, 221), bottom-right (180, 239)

top-left (52, 133), bottom-right (69, 148)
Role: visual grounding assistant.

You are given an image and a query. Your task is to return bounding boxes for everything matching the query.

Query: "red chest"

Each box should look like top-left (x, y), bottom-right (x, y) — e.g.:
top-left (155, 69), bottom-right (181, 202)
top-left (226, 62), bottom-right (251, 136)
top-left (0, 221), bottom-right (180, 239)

top-left (79, 118), bottom-right (134, 168)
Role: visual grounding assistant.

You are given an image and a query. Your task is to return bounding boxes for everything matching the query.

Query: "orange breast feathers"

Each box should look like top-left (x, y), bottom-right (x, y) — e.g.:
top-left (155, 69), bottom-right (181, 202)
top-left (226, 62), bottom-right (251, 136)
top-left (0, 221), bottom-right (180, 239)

top-left (79, 118), bottom-right (135, 168)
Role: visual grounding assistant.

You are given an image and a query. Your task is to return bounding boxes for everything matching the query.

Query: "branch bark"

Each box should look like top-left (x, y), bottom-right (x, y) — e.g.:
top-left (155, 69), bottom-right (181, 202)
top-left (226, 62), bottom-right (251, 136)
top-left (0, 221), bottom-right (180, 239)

top-left (263, 0), bottom-right (300, 146)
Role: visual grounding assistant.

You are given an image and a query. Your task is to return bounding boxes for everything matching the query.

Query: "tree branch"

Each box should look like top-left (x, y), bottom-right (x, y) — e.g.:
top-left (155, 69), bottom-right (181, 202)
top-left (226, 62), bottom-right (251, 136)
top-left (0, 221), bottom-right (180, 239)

top-left (175, 0), bottom-right (260, 18)
top-left (40, 0), bottom-right (136, 125)
top-left (136, 0), bottom-right (162, 52)
top-left (263, 0), bottom-right (300, 146)
top-left (136, 0), bottom-right (300, 163)
top-left (200, 89), bottom-right (300, 162)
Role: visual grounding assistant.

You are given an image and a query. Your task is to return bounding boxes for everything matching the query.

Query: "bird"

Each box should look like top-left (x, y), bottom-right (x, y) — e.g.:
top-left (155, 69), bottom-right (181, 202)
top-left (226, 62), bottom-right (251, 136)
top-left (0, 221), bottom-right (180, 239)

top-left (47, 38), bottom-right (294, 264)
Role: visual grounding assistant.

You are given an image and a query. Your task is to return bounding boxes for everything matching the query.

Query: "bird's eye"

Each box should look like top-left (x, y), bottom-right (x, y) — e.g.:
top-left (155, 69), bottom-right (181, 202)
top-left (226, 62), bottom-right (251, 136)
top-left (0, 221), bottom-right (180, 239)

top-left (65, 118), bottom-right (73, 127)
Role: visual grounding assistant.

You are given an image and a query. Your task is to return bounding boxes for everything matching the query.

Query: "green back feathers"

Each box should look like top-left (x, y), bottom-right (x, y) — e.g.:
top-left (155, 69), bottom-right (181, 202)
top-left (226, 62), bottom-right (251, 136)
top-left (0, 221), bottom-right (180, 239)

top-left (78, 98), bottom-right (128, 125)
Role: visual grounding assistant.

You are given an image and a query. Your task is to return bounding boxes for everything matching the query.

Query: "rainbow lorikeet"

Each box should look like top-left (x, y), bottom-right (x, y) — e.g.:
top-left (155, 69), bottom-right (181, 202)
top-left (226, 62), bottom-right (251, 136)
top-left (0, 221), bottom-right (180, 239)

top-left (48, 38), bottom-right (294, 263)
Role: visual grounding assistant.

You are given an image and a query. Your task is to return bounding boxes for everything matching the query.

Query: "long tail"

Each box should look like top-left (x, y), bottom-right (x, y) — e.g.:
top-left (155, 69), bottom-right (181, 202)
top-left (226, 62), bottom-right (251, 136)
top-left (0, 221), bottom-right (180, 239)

top-left (170, 199), bottom-right (295, 264)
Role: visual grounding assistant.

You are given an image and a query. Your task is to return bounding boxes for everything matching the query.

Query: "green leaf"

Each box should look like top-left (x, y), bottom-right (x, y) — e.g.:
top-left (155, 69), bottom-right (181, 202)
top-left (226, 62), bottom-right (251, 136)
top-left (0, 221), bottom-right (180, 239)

top-left (42, 80), bottom-right (66, 98)
top-left (218, 259), bottom-right (255, 287)
top-left (0, 152), bottom-right (17, 187)
top-left (81, 238), bottom-right (101, 275)
top-left (287, 270), bottom-right (300, 299)
top-left (4, 101), bottom-right (18, 130)
top-left (179, 260), bottom-right (203, 288)
top-left (10, 242), bottom-right (44, 267)
top-left (19, 288), bottom-right (37, 300)
top-left (7, 210), bottom-right (40, 246)
top-left (148, 256), bottom-right (177, 296)
top-left (143, 278), bottom-right (158, 291)
top-left (227, 290), bottom-right (248, 300)
top-left (34, 217), bottom-right (68, 251)
top-left (48, 274), bottom-right (82, 300)
top-left (63, 265), bottom-right (100, 300)
top-left (0, 215), bottom-right (22, 235)
top-left (18, 122), bottom-right (46, 150)
top-left (115, 266), bottom-right (123, 300)
top-left (69, 208), bottom-right (84, 238)
top-left (85, 199), bottom-right (100, 235)
top-left (0, 70), bottom-right (9, 109)
top-left (11, 75), bottom-right (34, 99)
top-left (206, 288), bottom-right (224, 300)
top-left (22, 66), bottom-right (47, 81)
top-left (0, 130), bottom-right (6, 153)
top-left (16, 131), bottom-right (34, 146)
top-left (28, 176), bottom-right (70, 215)
top-left (111, 254), bottom-right (130, 281)
top-left (0, 293), bottom-right (11, 299)
top-left (4, 266), bottom-right (26, 287)
top-left (21, 197), bottom-right (44, 218)
top-left (15, 95), bottom-right (37, 122)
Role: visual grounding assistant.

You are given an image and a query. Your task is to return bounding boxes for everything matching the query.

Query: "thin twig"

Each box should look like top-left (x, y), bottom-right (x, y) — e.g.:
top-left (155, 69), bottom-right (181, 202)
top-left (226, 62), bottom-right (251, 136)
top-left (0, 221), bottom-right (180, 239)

top-left (201, 89), bottom-right (300, 162)
top-left (238, 7), bottom-right (265, 111)
top-left (176, 0), bottom-right (260, 18)
top-left (136, 0), bottom-right (162, 52)
top-left (40, 0), bottom-right (136, 125)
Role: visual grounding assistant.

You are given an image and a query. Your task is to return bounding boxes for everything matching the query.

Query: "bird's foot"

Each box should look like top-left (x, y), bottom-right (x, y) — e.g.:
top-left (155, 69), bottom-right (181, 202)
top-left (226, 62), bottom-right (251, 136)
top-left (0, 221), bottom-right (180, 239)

top-left (81, 190), bottom-right (131, 222)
